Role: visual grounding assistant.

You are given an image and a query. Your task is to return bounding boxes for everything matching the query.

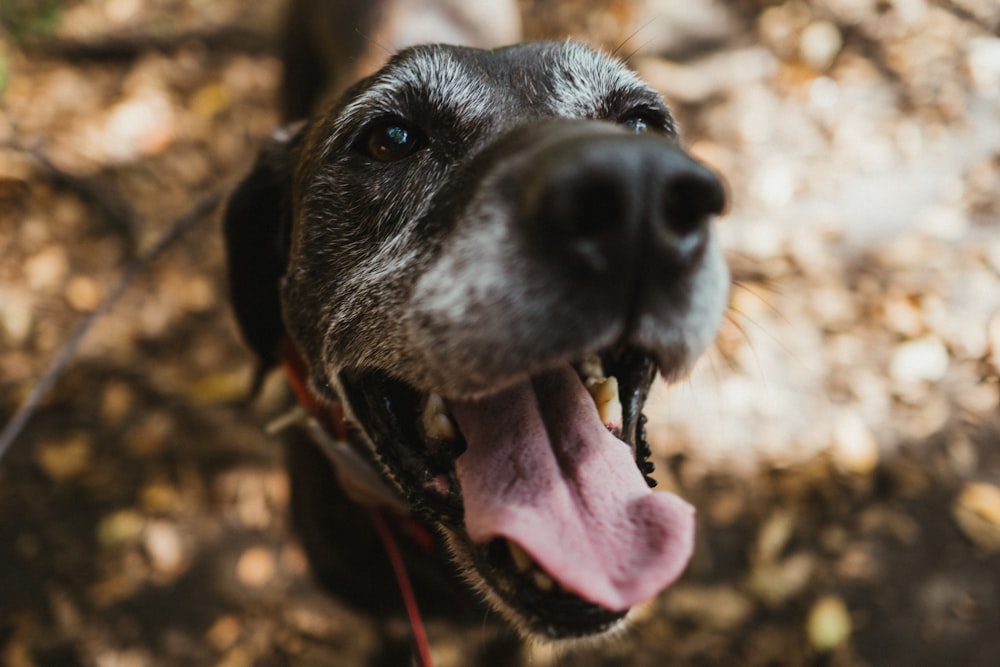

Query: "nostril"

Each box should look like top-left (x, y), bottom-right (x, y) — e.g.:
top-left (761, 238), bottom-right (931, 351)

top-left (661, 171), bottom-right (725, 240)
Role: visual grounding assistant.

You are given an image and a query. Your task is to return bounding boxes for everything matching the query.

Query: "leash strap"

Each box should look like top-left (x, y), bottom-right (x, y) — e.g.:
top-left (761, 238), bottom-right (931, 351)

top-left (370, 508), bottom-right (435, 667)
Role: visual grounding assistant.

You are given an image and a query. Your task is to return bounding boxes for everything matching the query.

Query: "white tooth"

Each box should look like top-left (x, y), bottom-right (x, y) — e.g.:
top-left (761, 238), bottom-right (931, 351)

top-left (589, 376), bottom-right (617, 403)
top-left (429, 413), bottom-right (457, 441)
top-left (426, 392), bottom-right (447, 414)
top-left (422, 393), bottom-right (457, 441)
top-left (532, 570), bottom-right (555, 592)
top-left (507, 540), bottom-right (534, 573)
top-left (589, 376), bottom-right (623, 429)
top-left (600, 395), bottom-right (623, 430)
top-left (579, 355), bottom-right (605, 383)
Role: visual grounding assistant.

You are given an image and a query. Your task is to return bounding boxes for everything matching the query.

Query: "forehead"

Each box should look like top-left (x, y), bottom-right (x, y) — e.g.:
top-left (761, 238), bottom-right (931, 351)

top-left (339, 41), bottom-right (662, 125)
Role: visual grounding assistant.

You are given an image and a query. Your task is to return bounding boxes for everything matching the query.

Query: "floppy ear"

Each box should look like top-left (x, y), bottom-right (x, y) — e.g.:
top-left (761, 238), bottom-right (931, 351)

top-left (223, 126), bottom-right (303, 376)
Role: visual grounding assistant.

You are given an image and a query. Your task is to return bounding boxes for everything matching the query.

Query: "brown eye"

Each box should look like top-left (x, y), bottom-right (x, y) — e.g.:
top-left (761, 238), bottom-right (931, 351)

top-left (365, 121), bottom-right (421, 162)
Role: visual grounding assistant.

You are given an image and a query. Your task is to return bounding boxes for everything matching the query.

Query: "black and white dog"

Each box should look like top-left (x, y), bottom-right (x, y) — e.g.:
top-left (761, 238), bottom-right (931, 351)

top-left (224, 0), bottom-right (728, 650)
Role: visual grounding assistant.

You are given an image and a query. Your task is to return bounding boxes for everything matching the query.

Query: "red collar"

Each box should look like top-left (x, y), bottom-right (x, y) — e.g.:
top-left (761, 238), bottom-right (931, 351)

top-left (279, 337), bottom-right (349, 440)
top-left (278, 337), bottom-right (407, 509)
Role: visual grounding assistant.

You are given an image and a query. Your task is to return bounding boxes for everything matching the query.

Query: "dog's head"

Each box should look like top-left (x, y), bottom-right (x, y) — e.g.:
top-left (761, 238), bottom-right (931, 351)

top-left (225, 41), bottom-right (728, 639)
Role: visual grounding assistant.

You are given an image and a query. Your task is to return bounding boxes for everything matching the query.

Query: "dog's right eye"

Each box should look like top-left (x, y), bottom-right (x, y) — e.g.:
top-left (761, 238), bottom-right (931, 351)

top-left (363, 121), bottom-right (422, 162)
top-left (622, 116), bottom-right (650, 134)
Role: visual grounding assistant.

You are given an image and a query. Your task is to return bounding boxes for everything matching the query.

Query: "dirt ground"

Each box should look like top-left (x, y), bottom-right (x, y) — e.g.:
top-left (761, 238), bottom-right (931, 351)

top-left (1, 1), bottom-right (999, 666)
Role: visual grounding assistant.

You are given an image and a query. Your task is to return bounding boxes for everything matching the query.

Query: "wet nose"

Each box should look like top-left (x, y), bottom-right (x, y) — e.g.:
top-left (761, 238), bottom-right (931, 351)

top-left (521, 134), bottom-right (725, 274)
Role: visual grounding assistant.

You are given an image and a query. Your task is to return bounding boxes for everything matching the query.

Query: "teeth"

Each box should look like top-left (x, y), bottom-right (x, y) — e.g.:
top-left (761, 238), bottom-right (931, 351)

top-left (422, 393), bottom-right (457, 441)
top-left (507, 540), bottom-right (534, 573)
top-left (532, 570), bottom-right (555, 592)
top-left (506, 541), bottom-right (562, 592)
top-left (426, 413), bottom-right (457, 441)
top-left (578, 354), bottom-right (605, 383)
top-left (588, 375), bottom-right (617, 404)
top-left (588, 376), bottom-right (623, 430)
top-left (425, 392), bottom-right (448, 417)
top-left (577, 356), bottom-right (624, 431)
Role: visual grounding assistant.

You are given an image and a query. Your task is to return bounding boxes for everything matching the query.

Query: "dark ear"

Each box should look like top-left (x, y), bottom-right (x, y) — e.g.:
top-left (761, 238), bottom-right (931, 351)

top-left (223, 125), bottom-right (303, 375)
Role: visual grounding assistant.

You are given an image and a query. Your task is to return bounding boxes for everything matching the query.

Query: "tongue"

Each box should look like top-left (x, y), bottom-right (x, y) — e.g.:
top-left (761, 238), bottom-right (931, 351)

top-left (450, 366), bottom-right (694, 612)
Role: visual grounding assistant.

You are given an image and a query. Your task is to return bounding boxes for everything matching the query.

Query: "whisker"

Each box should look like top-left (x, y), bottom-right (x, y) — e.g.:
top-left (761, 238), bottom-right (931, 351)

top-left (723, 310), bottom-right (770, 391)
top-left (727, 305), bottom-right (810, 376)
top-left (612, 17), bottom-right (656, 59)
top-left (723, 310), bottom-right (753, 348)
top-left (611, 19), bottom-right (653, 57)
top-left (731, 279), bottom-right (792, 326)
top-left (621, 37), bottom-right (656, 65)
top-left (355, 26), bottom-right (392, 58)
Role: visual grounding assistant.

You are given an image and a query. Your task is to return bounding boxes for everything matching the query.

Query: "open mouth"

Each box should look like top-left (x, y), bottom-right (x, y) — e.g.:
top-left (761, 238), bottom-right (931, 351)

top-left (339, 344), bottom-right (694, 638)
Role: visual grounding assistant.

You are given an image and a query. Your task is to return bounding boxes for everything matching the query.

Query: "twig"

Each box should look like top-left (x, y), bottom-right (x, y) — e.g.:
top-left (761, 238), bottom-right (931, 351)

top-left (0, 188), bottom-right (226, 461)
top-left (19, 27), bottom-right (273, 62)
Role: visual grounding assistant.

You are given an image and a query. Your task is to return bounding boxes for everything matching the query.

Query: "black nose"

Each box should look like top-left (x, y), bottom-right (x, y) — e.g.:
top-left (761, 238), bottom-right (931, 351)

top-left (520, 134), bottom-right (725, 274)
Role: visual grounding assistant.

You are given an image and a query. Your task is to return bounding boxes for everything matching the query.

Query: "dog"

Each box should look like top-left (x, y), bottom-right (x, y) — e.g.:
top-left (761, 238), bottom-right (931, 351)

top-left (223, 0), bottom-right (729, 657)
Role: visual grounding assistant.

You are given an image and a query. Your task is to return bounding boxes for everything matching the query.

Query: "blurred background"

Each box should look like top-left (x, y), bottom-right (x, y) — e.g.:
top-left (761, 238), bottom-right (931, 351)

top-left (1, 1), bottom-right (998, 665)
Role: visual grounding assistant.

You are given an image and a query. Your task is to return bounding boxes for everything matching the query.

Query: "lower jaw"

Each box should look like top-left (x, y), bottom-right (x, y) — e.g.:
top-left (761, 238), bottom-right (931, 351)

top-left (442, 528), bottom-right (630, 639)
top-left (484, 576), bottom-right (629, 639)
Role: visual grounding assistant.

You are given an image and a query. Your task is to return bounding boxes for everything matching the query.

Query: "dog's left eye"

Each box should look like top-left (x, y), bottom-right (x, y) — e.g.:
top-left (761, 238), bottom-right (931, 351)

top-left (621, 115), bottom-right (651, 134)
top-left (364, 121), bottom-right (422, 162)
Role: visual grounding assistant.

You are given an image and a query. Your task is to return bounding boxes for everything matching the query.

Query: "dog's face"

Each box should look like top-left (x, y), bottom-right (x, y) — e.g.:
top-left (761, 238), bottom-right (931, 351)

top-left (226, 42), bottom-right (728, 639)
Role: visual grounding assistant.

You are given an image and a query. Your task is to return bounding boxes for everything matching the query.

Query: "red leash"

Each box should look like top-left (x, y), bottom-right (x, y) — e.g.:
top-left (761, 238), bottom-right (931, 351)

top-left (279, 338), bottom-right (435, 667)
top-left (370, 508), bottom-right (435, 667)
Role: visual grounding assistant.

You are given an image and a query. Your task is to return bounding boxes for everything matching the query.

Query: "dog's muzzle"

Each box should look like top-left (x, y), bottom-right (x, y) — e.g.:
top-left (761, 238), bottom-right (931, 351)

top-left (409, 120), bottom-right (728, 398)
top-left (328, 120), bottom-right (730, 637)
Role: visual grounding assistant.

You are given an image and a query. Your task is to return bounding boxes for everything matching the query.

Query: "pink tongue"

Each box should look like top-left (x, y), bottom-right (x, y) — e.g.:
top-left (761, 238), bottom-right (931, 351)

top-left (450, 366), bottom-right (694, 612)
